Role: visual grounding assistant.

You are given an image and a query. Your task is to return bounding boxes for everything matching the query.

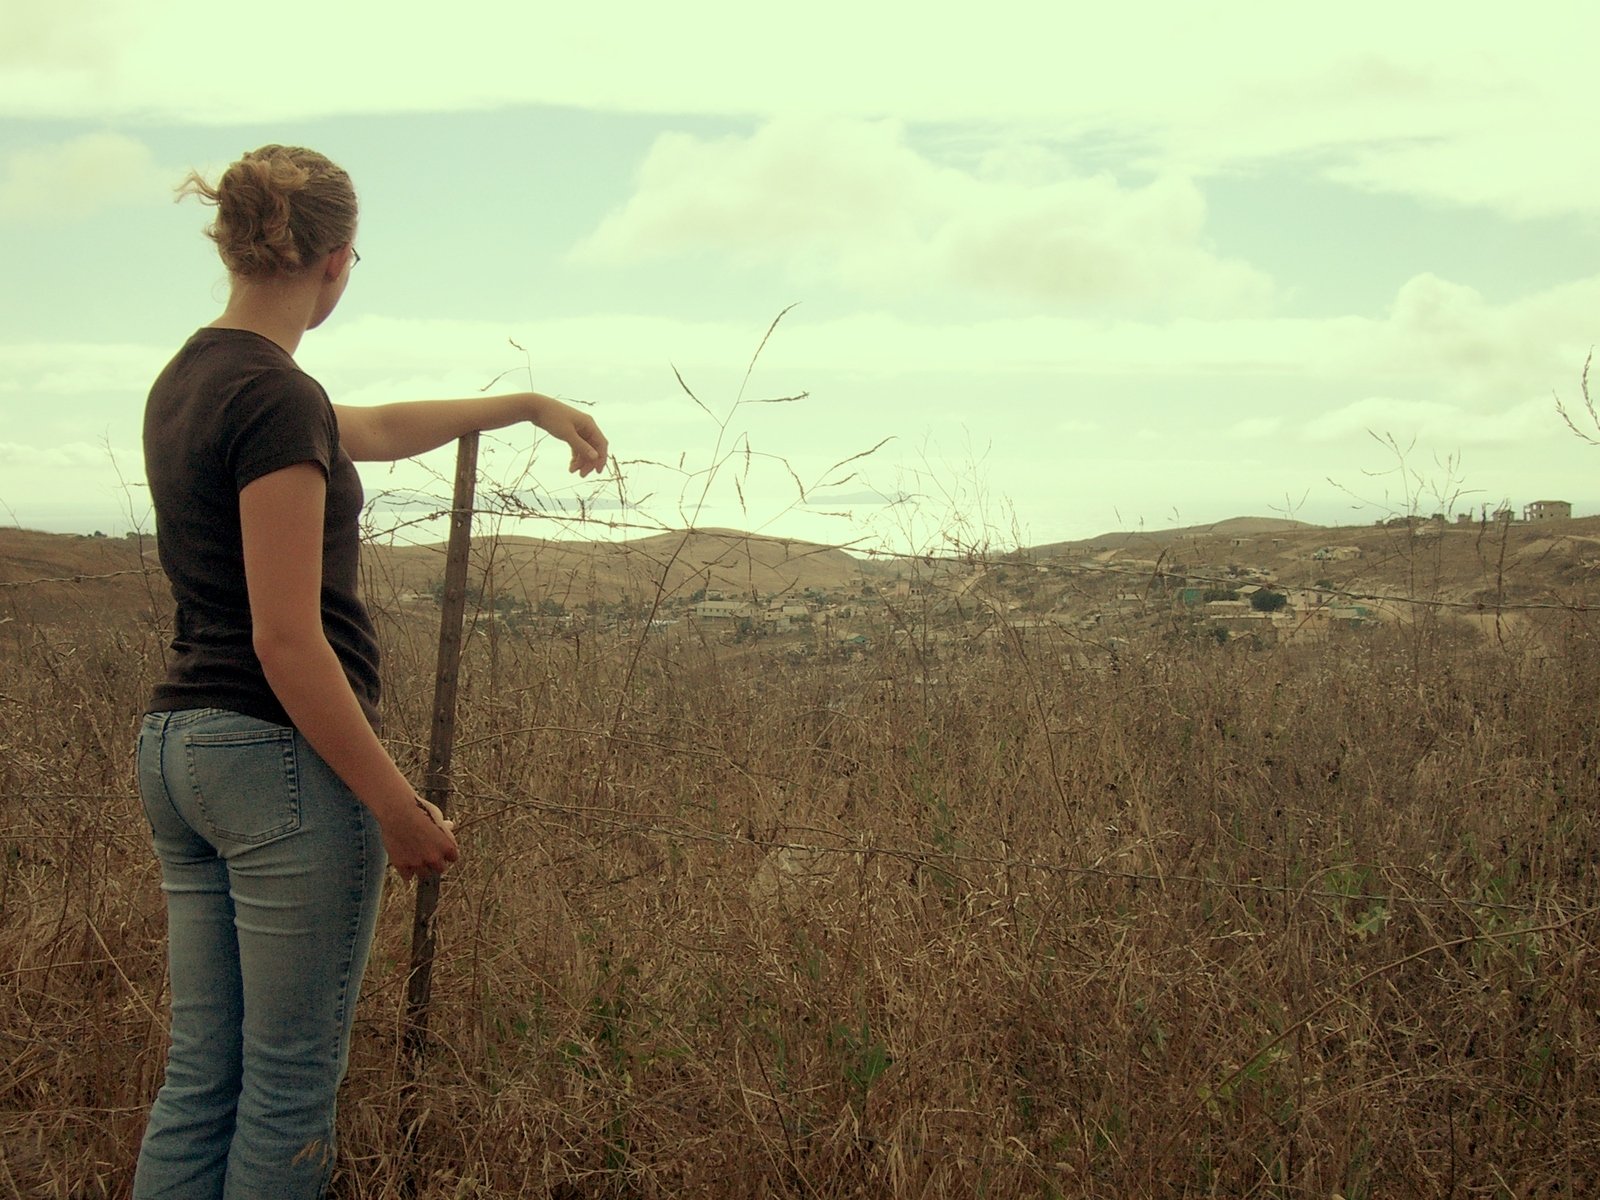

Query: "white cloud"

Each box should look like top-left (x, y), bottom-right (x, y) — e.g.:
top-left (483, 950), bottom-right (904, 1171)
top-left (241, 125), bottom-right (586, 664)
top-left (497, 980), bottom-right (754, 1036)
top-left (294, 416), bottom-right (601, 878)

top-left (574, 118), bottom-right (1275, 317)
top-left (1326, 128), bottom-right (1599, 223)
top-left (309, 313), bottom-right (779, 379)
top-left (0, 0), bottom-right (126, 72)
top-left (0, 133), bottom-right (169, 222)
top-left (1229, 418), bottom-right (1282, 439)
top-left (0, 440), bottom-right (119, 468)
top-left (1, 3), bottom-right (1592, 219)
top-left (1361, 273), bottom-right (1600, 403)
top-left (1056, 417), bottom-right (1100, 435)
top-left (1302, 396), bottom-right (1557, 446)
top-left (282, 268), bottom-right (1600, 401)
top-left (3, 262), bottom-right (1587, 544)
top-left (0, 341), bottom-right (170, 394)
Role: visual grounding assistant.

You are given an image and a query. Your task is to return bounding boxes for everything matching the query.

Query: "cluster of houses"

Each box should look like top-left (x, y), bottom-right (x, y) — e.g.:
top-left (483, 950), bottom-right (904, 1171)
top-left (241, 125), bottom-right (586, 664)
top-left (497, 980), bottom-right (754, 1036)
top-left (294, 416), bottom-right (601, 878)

top-left (691, 594), bottom-right (815, 633)
top-left (437, 507), bottom-right (1593, 654)
top-left (710, 529), bottom-right (1406, 648)
top-left (1077, 568), bottom-right (1375, 645)
top-left (1379, 500), bottom-right (1571, 528)
top-left (1179, 587), bottom-right (1374, 642)
top-left (677, 550), bottom-right (1381, 656)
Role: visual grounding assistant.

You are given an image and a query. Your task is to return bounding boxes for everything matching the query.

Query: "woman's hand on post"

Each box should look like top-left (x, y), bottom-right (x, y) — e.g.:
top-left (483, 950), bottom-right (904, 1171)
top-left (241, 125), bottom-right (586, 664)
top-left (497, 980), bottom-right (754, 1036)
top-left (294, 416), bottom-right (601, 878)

top-left (528, 395), bottom-right (608, 477)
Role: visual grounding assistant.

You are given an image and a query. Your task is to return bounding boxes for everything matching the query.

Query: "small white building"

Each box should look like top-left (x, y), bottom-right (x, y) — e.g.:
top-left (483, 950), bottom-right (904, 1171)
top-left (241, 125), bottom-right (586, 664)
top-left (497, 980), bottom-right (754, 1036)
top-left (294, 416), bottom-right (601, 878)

top-left (693, 600), bottom-right (755, 621)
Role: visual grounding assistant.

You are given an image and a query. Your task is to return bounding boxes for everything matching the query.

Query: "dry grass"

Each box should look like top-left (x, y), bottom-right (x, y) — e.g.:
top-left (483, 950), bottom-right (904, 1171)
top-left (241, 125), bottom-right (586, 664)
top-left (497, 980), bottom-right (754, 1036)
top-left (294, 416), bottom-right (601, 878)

top-left (3, 543), bottom-right (1600, 1199)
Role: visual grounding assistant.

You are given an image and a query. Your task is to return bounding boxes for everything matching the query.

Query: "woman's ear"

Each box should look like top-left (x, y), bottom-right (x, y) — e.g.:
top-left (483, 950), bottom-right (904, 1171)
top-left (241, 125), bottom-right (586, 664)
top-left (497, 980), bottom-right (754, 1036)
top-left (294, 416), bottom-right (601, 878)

top-left (324, 245), bottom-right (355, 281)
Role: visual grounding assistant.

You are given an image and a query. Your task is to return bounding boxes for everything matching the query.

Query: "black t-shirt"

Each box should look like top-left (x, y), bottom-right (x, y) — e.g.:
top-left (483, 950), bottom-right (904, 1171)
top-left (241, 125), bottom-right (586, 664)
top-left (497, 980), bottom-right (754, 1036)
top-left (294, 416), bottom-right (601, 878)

top-left (143, 327), bottom-right (382, 729)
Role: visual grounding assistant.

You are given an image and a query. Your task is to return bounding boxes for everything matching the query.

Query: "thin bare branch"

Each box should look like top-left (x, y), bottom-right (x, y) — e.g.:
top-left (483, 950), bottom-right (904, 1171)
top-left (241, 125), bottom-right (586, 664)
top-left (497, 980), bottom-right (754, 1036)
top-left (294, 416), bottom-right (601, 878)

top-left (735, 302), bottom-right (800, 406)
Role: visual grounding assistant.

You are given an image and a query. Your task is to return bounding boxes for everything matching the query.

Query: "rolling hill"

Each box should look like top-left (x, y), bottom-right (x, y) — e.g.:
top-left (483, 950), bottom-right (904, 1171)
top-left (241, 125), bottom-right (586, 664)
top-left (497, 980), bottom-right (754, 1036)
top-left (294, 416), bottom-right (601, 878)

top-left (5, 512), bottom-right (1597, 629)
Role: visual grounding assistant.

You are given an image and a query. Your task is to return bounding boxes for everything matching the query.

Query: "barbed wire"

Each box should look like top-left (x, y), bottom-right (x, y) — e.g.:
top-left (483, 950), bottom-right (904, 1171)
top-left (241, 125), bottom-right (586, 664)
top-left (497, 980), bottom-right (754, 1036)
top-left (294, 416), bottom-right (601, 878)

top-left (448, 789), bottom-right (1595, 920)
top-left (2, 517), bottom-right (1595, 619)
top-left (1076, 558), bottom-right (1595, 615)
top-left (3, 789), bottom-right (1584, 921)
top-left (6, 511), bottom-right (1595, 925)
top-left (0, 567), bottom-right (160, 590)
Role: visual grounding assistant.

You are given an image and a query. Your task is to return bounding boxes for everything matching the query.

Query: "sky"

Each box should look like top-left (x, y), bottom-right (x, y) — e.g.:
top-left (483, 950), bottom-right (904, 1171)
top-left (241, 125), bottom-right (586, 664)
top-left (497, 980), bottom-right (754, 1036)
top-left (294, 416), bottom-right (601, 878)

top-left (3, 1), bottom-right (1599, 557)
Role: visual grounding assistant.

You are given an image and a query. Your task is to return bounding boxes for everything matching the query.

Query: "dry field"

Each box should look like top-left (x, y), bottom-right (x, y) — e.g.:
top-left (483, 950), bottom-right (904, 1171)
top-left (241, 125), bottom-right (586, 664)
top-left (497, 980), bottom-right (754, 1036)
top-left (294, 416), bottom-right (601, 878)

top-left (3, 529), bottom-right (1599, 1198)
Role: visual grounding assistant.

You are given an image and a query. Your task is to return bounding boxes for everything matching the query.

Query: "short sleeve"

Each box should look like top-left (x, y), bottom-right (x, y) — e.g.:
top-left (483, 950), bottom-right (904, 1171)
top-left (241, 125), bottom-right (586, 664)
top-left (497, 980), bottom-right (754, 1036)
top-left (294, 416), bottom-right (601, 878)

top-left (225, 368), bottom-right (338, 492)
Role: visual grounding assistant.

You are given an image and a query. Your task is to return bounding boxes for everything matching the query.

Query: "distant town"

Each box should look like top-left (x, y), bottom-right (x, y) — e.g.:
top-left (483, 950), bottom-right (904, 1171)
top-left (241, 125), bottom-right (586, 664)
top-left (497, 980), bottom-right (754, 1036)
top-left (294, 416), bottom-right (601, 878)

top-left (1378, 498), bottom-right (1572, 526)
top-left (369, 497), bottom-right (1583, 661)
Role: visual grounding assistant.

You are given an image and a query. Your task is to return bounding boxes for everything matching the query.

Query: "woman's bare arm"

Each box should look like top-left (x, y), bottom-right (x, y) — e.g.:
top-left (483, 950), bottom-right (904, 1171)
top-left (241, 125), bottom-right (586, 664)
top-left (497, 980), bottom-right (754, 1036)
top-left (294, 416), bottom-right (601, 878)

top-left (239, 462), bottom-right (459, 880)
top-left (333, 391), bottom-right (607, 473)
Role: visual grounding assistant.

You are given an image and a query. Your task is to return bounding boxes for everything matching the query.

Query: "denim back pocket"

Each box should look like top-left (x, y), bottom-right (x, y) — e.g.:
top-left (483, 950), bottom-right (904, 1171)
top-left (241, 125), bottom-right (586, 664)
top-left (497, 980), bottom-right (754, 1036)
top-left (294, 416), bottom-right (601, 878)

top-left (182, 720), bottom-right (303, 846)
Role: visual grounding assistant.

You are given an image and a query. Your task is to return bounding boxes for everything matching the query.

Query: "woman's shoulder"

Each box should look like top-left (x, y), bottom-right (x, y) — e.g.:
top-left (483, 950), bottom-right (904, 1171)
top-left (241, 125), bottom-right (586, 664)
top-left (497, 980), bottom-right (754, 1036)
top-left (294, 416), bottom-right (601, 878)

top-left (148, 330), bottom-right (331, 450)
top-left (186, 326), bottom-right (302, 371)
top-left (164, 329), bottom-right (325, 403)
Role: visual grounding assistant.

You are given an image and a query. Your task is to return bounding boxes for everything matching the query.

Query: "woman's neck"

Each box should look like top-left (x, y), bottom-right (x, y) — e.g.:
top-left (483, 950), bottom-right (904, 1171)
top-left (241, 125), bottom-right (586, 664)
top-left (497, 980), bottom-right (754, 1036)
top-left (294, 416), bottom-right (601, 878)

top-left (208, 267), bottom-right (332, 356)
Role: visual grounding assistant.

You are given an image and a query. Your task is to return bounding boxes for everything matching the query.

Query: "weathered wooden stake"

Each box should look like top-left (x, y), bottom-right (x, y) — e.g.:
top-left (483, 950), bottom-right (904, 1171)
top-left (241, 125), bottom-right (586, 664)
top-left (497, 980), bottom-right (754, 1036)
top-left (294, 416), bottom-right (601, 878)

top-left (403, 431), bottom-right (478, 1060)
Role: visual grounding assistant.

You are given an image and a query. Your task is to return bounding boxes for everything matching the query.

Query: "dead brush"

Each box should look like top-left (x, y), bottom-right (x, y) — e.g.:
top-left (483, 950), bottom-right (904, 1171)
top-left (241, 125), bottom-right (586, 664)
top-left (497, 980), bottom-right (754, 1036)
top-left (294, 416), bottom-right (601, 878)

top-left (6, 326), bottom-right (1600, 1194)
top-left (6, 570), bottom-right (1600, 1196)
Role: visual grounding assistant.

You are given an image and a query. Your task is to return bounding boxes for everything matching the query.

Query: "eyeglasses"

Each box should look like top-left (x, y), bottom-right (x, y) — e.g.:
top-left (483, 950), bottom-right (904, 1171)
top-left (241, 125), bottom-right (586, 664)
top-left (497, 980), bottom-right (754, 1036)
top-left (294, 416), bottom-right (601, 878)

top-left (349, 247), bottom-right (361, 269)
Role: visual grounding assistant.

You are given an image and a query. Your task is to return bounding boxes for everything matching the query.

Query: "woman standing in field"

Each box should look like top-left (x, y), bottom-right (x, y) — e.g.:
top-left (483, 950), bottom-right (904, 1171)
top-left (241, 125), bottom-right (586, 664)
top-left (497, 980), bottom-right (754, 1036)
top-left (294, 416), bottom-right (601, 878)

top-left (134, 144), bottom-right (607, 1198)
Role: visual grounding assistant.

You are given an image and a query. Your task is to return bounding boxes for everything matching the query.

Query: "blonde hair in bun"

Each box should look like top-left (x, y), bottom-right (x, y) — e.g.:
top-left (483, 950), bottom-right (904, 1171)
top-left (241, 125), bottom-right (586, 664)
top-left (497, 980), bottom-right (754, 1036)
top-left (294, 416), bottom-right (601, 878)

top-left (177, 145), bottom-right (358, 278)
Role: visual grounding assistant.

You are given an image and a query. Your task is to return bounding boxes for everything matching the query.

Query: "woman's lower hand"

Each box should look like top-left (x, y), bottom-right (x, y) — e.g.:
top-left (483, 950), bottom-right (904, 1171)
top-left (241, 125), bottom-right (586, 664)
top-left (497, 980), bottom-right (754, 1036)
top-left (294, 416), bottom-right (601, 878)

top-left (382, 795), bottom-right (460, 883)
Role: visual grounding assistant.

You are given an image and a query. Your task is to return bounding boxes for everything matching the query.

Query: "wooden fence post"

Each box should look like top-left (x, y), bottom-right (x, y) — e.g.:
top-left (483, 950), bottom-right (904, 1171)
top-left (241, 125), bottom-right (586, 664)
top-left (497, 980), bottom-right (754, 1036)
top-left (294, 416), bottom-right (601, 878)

top-left (404, 431), bottom-right (478, 1058)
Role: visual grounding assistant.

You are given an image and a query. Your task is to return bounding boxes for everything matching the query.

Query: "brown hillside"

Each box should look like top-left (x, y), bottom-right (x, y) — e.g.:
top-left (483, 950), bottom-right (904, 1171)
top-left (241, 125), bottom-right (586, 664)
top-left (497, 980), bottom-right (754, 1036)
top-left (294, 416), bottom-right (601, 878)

top-left (0, 528), bottom-right (163, 628)
top-left (1032, 514), bottom-right (1600, 615)
top-left (1031, 516), bottom-right (1317, 559)
top-left (0, 526), bottom-right (869, 629)
top-left (366, 527), bottom-right (867, 609)
top-left (8, 515), bottom-right (1597, 630)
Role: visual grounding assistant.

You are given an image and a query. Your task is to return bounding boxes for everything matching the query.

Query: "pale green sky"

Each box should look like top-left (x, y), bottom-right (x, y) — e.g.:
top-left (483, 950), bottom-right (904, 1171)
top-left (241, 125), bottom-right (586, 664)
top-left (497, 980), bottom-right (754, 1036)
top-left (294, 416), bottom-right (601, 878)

top-left (3, 1), bottom-right (1598, 553)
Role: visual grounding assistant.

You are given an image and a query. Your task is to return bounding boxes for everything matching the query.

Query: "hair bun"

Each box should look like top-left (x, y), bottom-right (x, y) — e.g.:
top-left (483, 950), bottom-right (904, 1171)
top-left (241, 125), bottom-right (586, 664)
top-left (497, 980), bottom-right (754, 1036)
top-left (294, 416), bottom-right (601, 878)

top-left (177, 145), bottom-right (357, 278)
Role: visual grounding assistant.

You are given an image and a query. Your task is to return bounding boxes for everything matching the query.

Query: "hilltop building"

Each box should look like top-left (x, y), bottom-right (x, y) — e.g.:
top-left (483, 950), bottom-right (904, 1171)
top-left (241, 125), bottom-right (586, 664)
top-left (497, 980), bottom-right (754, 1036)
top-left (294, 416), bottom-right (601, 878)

top-left (1523, 500), bottom-right (1572, 522)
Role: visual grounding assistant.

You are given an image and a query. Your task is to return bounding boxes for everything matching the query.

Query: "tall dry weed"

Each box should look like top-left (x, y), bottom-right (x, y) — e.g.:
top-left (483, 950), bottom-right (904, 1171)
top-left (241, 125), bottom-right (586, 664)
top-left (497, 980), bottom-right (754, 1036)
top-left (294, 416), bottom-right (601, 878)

top-left (5, 578), bottom-right (1599, 1197)
top-left (6, 333), bottom-right (1599, 1195)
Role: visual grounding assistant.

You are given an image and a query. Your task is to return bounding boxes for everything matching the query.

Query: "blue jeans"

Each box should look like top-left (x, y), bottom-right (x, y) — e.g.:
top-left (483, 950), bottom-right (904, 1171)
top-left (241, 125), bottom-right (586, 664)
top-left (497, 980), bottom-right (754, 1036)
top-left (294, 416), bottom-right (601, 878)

top-left (133, 709), bottom-right (387, 1200)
